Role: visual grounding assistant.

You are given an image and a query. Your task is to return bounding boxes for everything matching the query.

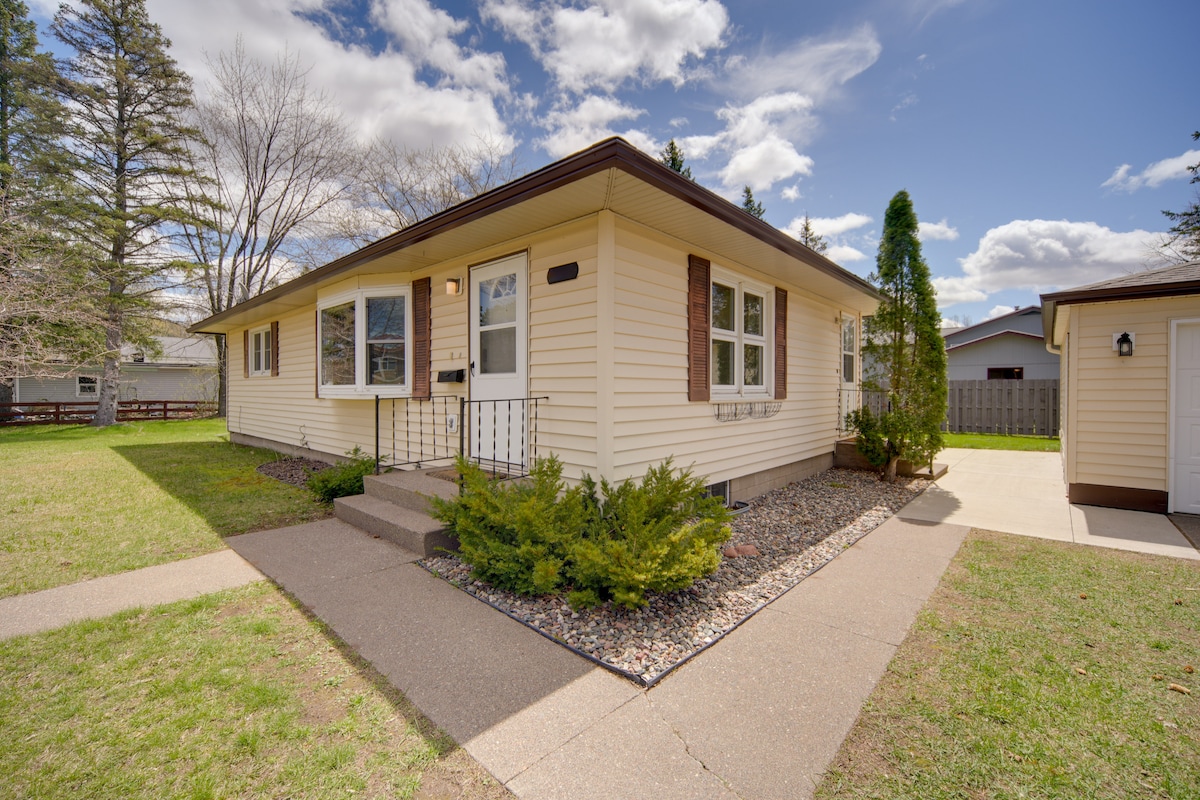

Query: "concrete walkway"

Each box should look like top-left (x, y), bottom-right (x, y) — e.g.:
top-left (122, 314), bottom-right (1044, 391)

top-left (226, 515), bottom-right (969, 800)
top-left (900, 448), bottom-right (1200, 560)
top-left (0, 549), bottom-right (264, 640)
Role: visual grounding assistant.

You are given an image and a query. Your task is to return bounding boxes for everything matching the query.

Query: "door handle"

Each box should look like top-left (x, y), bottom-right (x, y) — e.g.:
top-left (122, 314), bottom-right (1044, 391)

top-left (470, 361), bottom-right (476, 376)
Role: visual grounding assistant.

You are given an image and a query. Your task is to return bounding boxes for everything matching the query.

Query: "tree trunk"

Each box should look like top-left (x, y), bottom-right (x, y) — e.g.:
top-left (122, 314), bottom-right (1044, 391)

top-left (92, 310), bottom-right (122, 427)
top-left (882, 455), bottom-right (899, 483)
top-left (215, 334), bottom-right (227, 418)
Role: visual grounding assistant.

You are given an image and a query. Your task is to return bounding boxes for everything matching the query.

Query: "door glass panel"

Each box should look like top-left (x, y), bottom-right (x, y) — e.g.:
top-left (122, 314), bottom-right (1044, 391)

top-left (745, 344), bottom-right (763, 386)
top-left (320, 301), bottom-right (355, 386)
top-left (744, 293), bottom-right (763, 336)
top-left (711, 283), bottom-right (734, 331)
top-left (479, 274), bottom-right (517, 326)
top-left (712, 339), bottom-right (734, 385)
top-left (480, 327), bottom-right (516, 374)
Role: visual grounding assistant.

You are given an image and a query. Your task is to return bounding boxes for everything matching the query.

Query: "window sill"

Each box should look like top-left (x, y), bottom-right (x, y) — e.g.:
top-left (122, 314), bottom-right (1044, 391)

top-left (318, 388), bottom-right (412, 400)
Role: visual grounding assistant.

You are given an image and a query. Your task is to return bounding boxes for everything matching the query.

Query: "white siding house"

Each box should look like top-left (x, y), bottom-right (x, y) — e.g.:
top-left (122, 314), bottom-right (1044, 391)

top-left (191, 139), bottom-right (880, 501)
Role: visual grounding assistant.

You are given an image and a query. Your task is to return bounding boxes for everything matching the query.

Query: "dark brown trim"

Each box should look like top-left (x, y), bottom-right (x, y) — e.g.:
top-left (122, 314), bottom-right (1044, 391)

top-left (687, 254), bottom-right (710, 402)
top-left (269, 321), bottom-right (279, 377)
top-left (412, 277), bottom-right (432, 399)
top-left (1068, 483), bottom-right (1168, 514)
top-left (1043, 280), bottom-right (1200, 306)
top-left (774, 287), bottom-right (787, 400)
top-left (191, 138), bottom-right (879, 334)
top-left (242, 329), bottom-right (249, 379)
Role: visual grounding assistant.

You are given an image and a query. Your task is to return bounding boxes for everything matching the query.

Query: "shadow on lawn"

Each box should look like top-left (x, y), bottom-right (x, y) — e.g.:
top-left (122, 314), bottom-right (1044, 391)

top-left (112, 441), bottom-right (329, 537)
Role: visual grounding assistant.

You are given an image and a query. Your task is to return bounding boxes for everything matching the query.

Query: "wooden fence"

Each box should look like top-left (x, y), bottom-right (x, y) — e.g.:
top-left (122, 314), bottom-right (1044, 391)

top-left (0, 400), bottom-right (214, 426)
top-left (844, 379), bottom-right (1059, 437)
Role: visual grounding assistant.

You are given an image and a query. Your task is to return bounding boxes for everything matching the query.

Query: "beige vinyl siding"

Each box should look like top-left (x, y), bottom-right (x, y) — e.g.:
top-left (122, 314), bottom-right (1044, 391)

top-left (608, 216), bottom-right (847, 484)
top-left (528, 219), bottom-right (600, 474)
top-left (1065, 296), bottom-right (1200, 492)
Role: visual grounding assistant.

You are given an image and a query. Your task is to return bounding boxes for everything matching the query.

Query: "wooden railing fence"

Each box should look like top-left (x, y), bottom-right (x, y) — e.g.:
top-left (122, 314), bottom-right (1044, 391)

top-left (0, 401), bottom-right (214, 426)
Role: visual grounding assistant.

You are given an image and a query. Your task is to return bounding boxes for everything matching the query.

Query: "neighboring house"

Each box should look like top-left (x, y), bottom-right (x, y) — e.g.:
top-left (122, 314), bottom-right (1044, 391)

top-left (1041, 261), bottom-right (1200, 514)
top-left (14, 336), bottom-right (218, 404)
top-left (189, 138), bottom-right (879, 502)
top-left (943, 306), bottom-right (1059, 381)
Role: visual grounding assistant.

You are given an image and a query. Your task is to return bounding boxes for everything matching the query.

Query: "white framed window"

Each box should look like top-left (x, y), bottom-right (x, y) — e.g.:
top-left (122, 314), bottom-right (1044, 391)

top-left (842, 316), bottom-right (857, 384)
top-left (710, 268), bottom-right (772, 397)
top-left (249, 325), bottom-right (272, 376)
top-left (318, 287), bottom-right (411, 398)
top-left (76, 375), bottom-right (97, 396)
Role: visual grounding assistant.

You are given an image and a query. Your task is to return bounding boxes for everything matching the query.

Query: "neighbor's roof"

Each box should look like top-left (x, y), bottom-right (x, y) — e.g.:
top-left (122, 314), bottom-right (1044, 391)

top-left (1041, 261), bottom-right (1200, 347)
top-left (942, 305), bottom-right (1041, 344)
top-left (190, 137), bottom-right (881, 335)
top-left (945, 329), bottom-right (1044, 352)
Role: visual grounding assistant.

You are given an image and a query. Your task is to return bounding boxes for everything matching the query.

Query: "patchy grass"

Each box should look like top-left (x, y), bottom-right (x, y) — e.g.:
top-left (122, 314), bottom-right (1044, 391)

top-left (0, 581), bottom-right (509, 800)
top-left (0, 419), bottom-right (328, 597)
top-left (942, 432), bottom-right (1061, 452)
top-left (816, 530), bottom-right (1200, 799)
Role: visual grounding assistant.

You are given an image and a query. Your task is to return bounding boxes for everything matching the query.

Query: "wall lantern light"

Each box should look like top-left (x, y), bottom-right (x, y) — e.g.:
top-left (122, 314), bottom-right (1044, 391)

top-left (445, 277), bottom-right (463, 296)
top-left (1115, 331), bottom-right (1134, 357)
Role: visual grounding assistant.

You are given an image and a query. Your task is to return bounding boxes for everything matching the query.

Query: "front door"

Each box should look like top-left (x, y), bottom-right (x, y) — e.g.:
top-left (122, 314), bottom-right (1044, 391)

top-left (469, 253), bottom-right (528, 470)
top-left (1173, 320), bottom-right (1200, 513)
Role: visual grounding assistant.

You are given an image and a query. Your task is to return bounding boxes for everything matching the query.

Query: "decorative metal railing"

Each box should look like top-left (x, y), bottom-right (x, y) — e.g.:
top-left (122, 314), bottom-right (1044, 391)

top-left (374, 395), bottom-right (548, 476)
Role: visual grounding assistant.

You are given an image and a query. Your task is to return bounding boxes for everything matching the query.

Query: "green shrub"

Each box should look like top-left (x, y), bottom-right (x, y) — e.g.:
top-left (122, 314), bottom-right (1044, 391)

top-left (431, 455), bottom-right (731, 609)
top-left (429, 455), bottom-right (586, 595)
top-left (568, 460), bottom-right (731, 609)
top-left (306, 447), bottom-right (376, 504)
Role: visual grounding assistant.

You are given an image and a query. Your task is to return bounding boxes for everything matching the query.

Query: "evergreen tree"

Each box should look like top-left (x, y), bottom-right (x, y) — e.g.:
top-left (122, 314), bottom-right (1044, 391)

top-left (659, 138), bottom-right (692, 180)
top-left (1160, 131), bottom-right (1200, 264)
top-left (795, 213), bottom-right (828, 254)
top-left (741, 185), bottom-right (764, 220)
top-left (53, 0), bottom-right (204, 426)
top-left (849, 190), bottom-right (946, 481)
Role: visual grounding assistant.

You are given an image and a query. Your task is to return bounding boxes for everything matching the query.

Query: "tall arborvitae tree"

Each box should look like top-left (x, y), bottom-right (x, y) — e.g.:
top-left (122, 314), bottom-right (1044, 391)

top-left (741, 185), bottom-right (765, 219)
top-left (795, 213), bottom-right (828, 254)
top-left (53, 0), bottom-right (203, 426)
top-left (659, 138), bottom-right (692, 180)
top-left (849, 189), bottom-right (947, 481)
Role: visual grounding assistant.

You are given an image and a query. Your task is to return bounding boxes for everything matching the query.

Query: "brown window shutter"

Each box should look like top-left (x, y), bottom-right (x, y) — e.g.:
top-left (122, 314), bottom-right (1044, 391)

top-left (774, 287), bottom-right (787, 400)
top-left (270, 321), bottom-right (280, 376)
top-left (412, 277), bottom-right (432, 399)
top-left (243, 329), bottom-right (249, 379)
top-left (687, 255), bottom-right (710, 402)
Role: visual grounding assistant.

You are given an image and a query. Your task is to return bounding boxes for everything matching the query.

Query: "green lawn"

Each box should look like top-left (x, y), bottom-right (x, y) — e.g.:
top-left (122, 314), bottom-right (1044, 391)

top-left (942, 432), bottom-right (1061, 452)
top-left (816, 531), bottom-right (1200, 799)
top-left (0, 418), bottom-right (328, 597)
top-left (0, 582), bottom-right (508, 799)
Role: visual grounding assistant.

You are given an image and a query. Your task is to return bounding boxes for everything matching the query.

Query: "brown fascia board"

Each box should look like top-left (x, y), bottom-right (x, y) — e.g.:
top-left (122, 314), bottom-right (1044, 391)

top-left (190, 137), bottom-right (879, 334)
top-left (1040, 279), bottom-right (1200, 306)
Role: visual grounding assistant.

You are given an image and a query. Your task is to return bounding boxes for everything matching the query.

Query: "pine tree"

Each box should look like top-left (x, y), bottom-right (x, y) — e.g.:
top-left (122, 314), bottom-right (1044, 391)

top-left (741, 185), bottom-right (764, 220)
top-left (659, 138), bottom-right (692, 180)
top-left (53, 0), bottom-right (204, 426)
top-left (1160, 131), bottom-right (1200, 264)
top-left (796, 214), bottom-right (828, 254)
top-left (849, 190), bottom-right (947, 481)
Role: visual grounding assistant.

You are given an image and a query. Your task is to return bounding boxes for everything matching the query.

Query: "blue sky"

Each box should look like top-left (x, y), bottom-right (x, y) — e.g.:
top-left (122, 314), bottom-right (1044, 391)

top-left (29, 0), bottom-right (1200, 324)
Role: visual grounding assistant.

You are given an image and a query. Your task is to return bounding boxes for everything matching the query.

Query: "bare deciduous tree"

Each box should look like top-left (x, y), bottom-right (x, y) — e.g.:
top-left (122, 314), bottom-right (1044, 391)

top-left (179, 40), bottom-right (362, 414)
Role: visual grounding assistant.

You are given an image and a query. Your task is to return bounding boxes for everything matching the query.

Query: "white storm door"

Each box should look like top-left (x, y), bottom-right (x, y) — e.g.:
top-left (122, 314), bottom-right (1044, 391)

top-left (469, 254), bottom-right (528, 468)
top-left (1173, 320), bottom-right (1200, 513)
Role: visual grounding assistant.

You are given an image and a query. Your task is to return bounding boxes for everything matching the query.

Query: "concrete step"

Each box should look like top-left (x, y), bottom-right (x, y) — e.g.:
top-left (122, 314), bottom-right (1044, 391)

top-left (363, 469), bottom-right (460, 515)
top-left (334, 493), bottom-right (458, 557)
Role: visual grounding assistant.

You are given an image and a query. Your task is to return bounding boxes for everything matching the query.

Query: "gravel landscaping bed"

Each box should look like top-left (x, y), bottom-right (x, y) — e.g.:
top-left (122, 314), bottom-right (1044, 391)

top-left (420, 467), bottom-right (925, 685)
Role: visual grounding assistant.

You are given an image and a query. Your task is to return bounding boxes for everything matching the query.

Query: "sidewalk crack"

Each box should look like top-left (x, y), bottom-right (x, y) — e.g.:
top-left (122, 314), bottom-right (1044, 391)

top-left (645, 693), bottom-right (746, 800)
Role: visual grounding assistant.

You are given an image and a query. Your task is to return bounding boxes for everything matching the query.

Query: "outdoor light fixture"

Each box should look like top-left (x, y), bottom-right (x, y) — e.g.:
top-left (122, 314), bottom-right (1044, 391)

top-left (445, 277), bottom-right (462, 296)
top-left (1116, 331), bottom-right (1134, 357)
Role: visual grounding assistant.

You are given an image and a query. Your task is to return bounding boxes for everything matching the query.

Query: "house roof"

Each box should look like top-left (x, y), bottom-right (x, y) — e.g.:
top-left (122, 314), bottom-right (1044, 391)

top-left (189, 137), bottom-right (881, 335)
top-left (1041, 261), bottom-right (1200, 347)
top-left (943, 306), bottom-right (1041, 345)
top-left (945, 329), bottom-right (1044, 352)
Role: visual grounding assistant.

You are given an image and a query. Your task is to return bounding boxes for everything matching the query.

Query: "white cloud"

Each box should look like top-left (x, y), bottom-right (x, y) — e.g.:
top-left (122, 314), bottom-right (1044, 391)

top-left (918, 218), bottom-right (958, 241)
top-left (1102, 149), bottom-right (1200, 192)
top-left (934, 219), bottom-right (1161, 307)
top-left (810, 212), bottom-right (872, 237)
top-left (718, 134), bottom-right (813, 191)
top-left (143, 0), bottom-right (514, 152)
top-left (537, 95), bottom-right (652, 158)
top-left (482, 0), bottom-right (728, 93)
top-left (719, 25), bottom-right (881, 102)
top-left (711, 92), bottom-right (815, 190)
top-left (781, 185), bottom-right (801, 201)
top-left (371, 0), bottom-right (508, 93)
top-left (985, 304), bottom-right (1019, 320)
top-left (826, 244), bottom-right (868, 263)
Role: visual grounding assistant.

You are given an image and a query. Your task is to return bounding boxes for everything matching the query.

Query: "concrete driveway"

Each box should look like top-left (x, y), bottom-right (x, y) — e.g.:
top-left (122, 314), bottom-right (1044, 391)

top-left (899, 447), bottom-right (1200, 560)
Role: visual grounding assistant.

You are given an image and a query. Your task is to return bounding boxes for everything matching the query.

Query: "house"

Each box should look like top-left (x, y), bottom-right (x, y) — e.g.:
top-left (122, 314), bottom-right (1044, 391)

top-left (14, 336), bottom-right (218, 404)
top-left (189, 138), bottom-right (879, 502)
top-left (943, 306), bottom-right (1059, 381)
top-left (1041, 261), bottom-right (1200, 513)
